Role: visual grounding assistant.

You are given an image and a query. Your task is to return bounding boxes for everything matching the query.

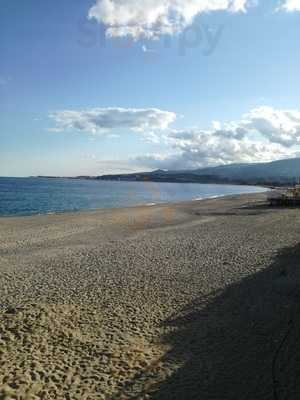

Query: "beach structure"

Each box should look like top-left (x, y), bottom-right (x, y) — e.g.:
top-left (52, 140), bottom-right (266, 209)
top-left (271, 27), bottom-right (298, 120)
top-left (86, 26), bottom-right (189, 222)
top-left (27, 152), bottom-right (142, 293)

top-left (268, 185), bottom-right (300, 206)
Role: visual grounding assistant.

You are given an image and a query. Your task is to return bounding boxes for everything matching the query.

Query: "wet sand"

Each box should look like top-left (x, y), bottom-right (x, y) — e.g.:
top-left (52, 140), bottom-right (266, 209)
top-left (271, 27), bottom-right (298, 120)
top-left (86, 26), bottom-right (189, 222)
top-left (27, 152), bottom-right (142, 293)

top-left (0, 193), bottom-right (300, 399)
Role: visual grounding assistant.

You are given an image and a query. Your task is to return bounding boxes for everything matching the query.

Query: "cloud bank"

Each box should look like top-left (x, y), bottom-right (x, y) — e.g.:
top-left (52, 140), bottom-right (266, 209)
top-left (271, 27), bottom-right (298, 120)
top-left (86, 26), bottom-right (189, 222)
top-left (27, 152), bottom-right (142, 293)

top-left (135, 106), bottom-right (300, 170)
top-left (243, 107), bottom-right (300, 146)
top-left (50, 107), bottom-right (176, 135)
top-left (49, 105), bottom-right (300, 170)
top-left (137, 132), bottom-right (293, 170)
top-left (88, 0), bottom-right (251, 39)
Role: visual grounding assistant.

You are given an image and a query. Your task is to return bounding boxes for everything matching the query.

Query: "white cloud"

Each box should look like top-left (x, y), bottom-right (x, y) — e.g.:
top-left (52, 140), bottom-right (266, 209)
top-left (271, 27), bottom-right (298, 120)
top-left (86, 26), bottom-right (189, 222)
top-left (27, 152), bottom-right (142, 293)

top-left (88, 0), bottom-right (251, 40)
top-left (49, 105), bottom-right (300, 170)
top-left (49, 107), bottom-right (176, 135)
top-left (135, 106), bottom-right (300, 170)
top-left (136, 139), bottom-right (294, 170)
top-left (242, 106), bottom-right (300, 146)
top-left (279, 0), bottom-right (300, 11)
top-left (137, 130), bottom-right (293, 170)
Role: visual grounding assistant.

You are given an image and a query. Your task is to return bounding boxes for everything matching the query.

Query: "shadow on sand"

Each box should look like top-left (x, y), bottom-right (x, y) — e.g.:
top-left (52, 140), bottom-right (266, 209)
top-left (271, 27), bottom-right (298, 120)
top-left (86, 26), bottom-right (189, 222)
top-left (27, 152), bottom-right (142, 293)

top-left (150, 244), bottom-right (300, 400)
top-left (118, 244), bottom-right (300, 400)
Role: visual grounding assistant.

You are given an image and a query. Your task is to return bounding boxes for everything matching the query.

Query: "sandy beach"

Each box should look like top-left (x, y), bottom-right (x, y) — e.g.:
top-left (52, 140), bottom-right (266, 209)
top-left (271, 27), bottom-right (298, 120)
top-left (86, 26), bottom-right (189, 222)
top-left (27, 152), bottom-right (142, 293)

top-left (0, 193), bottom-right (300, 399)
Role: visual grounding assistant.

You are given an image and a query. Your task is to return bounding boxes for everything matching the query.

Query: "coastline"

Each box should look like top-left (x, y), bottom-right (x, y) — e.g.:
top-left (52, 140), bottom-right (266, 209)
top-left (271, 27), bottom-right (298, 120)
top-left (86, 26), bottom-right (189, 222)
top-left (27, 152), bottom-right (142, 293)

top-left (1, 192), bottom-right (300, 399)
top-left (0, 188), bottom-right (268, 219)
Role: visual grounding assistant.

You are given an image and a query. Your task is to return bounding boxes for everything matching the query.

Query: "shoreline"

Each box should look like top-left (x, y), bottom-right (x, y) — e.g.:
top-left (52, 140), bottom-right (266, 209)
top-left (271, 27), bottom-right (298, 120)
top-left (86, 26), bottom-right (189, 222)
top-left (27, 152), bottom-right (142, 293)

top-left (0, 189), bottom-right (268, 220)
top-left (1, 191), bottom-right (300, 399)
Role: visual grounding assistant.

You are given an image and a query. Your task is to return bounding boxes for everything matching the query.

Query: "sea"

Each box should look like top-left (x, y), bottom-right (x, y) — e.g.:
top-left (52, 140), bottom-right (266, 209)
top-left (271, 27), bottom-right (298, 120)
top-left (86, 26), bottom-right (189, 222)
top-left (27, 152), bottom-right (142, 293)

top-left (0, 177), bottom-right (268, 217)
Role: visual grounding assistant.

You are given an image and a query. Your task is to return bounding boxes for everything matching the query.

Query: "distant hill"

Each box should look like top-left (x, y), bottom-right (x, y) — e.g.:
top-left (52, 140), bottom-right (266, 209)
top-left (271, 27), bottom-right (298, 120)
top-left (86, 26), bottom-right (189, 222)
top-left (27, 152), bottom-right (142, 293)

top-left (98, 158), bottom-right (300, 186)
top-left (193, 158), bottom-right (300, 182)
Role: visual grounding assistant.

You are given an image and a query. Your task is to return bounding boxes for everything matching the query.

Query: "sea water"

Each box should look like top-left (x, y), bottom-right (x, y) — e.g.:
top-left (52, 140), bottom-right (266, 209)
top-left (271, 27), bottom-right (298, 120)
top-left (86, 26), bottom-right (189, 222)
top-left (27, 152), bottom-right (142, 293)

top-left (0, 177), bottom-right (268, 217)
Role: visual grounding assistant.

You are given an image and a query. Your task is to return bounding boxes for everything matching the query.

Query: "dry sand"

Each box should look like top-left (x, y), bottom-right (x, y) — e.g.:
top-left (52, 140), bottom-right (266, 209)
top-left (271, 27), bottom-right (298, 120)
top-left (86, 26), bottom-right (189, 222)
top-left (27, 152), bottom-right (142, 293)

top-left (0, 193), bottom-right (300, 399)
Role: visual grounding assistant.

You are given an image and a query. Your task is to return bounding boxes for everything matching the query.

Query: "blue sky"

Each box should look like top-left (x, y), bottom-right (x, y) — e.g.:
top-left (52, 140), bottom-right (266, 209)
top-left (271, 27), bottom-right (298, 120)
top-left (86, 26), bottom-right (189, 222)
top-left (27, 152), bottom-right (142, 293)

top-left (1, 0), bottom-right (300, 177)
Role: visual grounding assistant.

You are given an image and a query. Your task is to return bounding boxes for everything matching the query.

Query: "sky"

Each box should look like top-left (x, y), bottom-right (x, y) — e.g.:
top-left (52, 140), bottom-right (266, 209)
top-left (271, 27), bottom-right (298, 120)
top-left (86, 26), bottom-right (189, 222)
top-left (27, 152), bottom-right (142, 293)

top-left (1, 0), bottom-right (300, 177)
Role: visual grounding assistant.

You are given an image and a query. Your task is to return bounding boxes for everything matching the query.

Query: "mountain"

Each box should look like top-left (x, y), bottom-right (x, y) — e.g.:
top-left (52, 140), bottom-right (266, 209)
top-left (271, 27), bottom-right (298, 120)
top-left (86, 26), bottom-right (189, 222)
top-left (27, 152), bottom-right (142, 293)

top-left (99, 158), bottom-right (300, 186)
top-left (193, 158), bottom-right (300, 182)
